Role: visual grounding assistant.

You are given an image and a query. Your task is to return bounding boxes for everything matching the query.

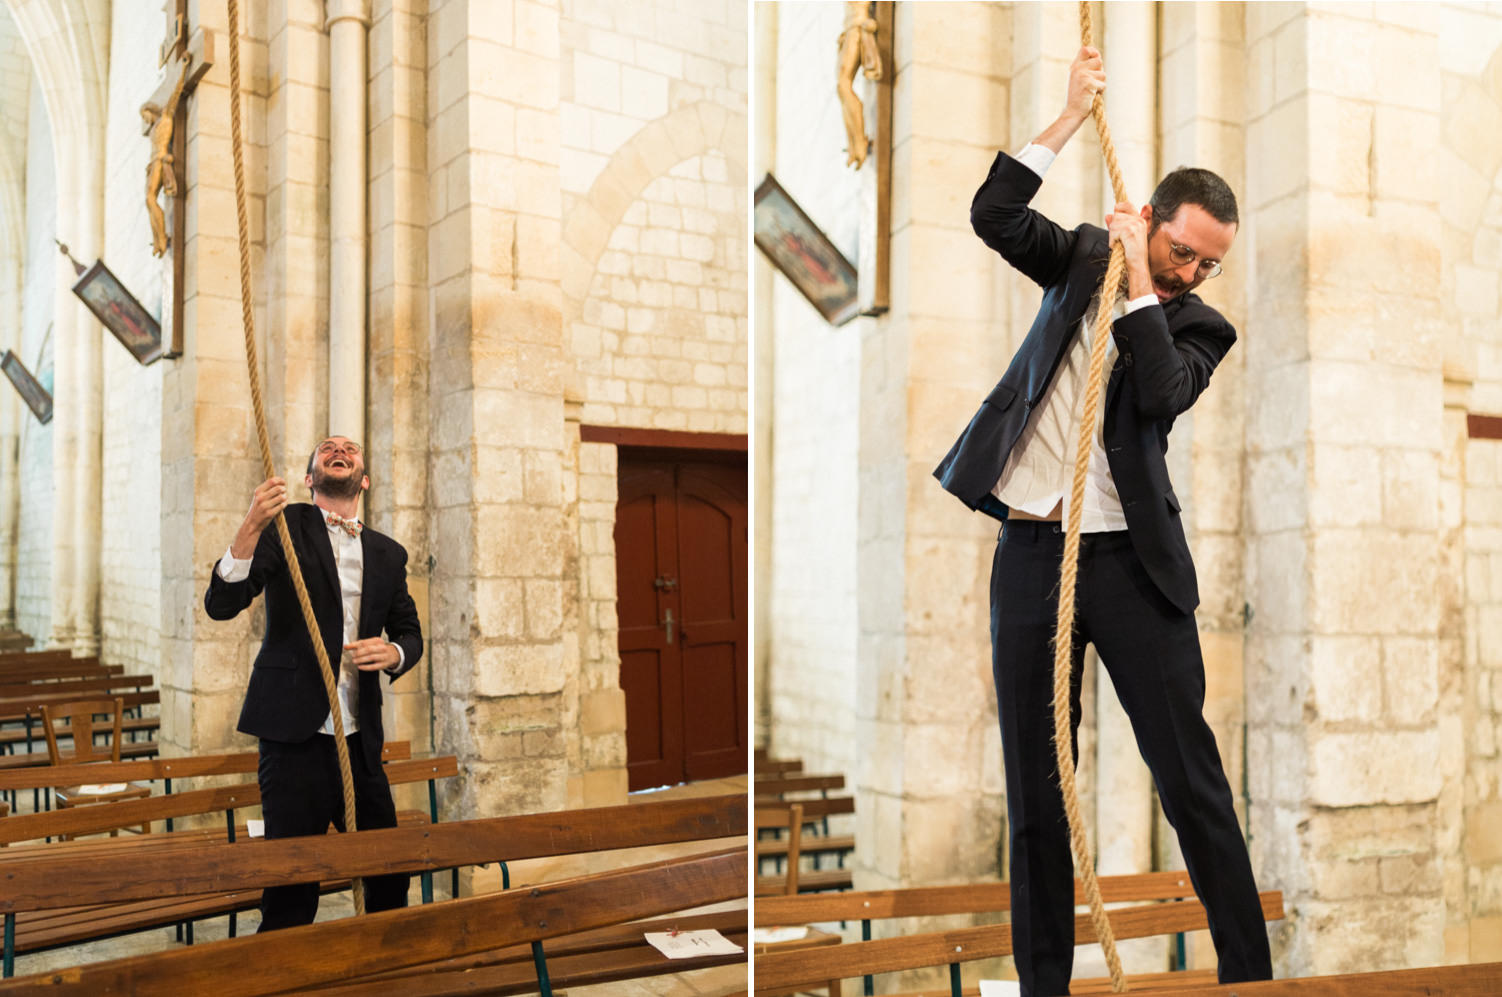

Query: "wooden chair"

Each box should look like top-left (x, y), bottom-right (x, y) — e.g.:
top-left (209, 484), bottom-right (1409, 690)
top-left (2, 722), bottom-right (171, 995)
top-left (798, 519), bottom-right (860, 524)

top-left (37, 697), bottom-right (150, 834)
top-left (755, 803), bottom-right (842, 997)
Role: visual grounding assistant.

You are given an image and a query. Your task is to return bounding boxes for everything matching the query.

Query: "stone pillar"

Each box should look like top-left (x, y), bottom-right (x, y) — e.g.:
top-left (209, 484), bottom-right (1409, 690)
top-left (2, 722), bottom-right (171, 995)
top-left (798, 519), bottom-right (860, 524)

top-left (426, 0), bottom-right (569, 824)
top-left (160, 0), bottom-right (268, 754)
top-left (367, 0), bottom-right (433, 753)
top-left (1244, 5), bottom-right (1446, 975)
top-left (752, 0), bottom-right (775, 751)
top-left (856, 3), bottom-right (1010, 920)
top-left (1157, 2), bottom-right (1249, 967)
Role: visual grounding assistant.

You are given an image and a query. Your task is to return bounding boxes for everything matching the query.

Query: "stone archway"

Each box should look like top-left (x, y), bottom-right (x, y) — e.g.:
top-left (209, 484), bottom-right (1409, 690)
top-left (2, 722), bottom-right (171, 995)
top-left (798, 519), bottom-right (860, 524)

top-left (561, 100), bottom-right (748, 311)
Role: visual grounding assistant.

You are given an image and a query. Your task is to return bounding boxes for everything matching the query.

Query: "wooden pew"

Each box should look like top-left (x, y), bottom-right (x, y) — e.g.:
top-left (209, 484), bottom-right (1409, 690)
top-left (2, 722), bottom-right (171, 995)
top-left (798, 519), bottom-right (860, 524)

top-left (0, 751), bottom-right (454, 973)
top-left (0, 794), bottom-right (749, 994)
top-left (0, 845), bottom-right (747, 996)
top-left (755, 773), bottom-right (855, 874)
top-left (752, 873), bottom-right (1285, 997)
top-left (754, 795), bottom-right (855, 896)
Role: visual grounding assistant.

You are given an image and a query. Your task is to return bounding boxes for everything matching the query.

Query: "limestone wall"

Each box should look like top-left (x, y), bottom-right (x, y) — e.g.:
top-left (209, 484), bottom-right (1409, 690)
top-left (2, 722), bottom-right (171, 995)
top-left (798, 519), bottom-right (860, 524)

top-left (16, 80), bottom-right (54, 643)
top-left (762, 0), bottom-right (862, 787)
top-left (1441, 3), bottom-right (1502, 964)
top-left (757, 0), bottom-right (1502, 980)
top-left (97, 0), bottom-right (165, 676)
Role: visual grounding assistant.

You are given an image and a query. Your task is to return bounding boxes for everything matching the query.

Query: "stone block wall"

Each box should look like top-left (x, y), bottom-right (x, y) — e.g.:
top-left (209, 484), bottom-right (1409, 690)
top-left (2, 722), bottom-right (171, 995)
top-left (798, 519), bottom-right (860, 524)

top-left (763, 0), bottom-right (862, 786)
top-left (1441, 4), bottom-right (1502, 964)
top-left (98, 0), bottom-right (166, 676)
top-left (16, 81), bottom-right (54, 643)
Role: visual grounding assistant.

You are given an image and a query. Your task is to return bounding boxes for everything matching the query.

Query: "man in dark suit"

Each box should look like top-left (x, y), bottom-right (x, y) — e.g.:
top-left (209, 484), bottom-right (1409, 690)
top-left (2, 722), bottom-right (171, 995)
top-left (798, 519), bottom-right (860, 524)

top-left (205, 436), bottom-right (422, 930)
top-left (933, 47), bottom-right (1273, 995)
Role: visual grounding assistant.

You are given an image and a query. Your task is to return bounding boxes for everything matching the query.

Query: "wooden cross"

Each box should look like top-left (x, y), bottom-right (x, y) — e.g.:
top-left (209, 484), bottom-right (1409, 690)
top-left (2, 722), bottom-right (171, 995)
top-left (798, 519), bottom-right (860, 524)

top-left (143, 0), bottom-right (214, 359)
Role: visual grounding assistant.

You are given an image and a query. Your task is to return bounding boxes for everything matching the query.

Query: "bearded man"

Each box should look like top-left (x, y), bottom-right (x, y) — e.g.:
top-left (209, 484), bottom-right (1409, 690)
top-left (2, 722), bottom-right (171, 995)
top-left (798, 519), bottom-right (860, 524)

top-left (205, 436), bottom-right (422, 930)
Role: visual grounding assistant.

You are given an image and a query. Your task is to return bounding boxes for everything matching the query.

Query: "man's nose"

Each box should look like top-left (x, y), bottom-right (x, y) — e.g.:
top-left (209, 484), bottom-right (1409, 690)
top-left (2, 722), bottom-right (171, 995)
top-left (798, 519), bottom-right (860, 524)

top-left (1174, 259), bottom-right (1199, 282)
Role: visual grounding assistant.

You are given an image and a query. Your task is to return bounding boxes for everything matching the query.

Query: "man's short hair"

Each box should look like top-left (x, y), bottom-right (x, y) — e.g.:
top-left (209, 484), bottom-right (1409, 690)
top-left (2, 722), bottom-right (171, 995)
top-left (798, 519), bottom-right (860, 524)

top-left (1150, 167), bottom-right (1239, 228)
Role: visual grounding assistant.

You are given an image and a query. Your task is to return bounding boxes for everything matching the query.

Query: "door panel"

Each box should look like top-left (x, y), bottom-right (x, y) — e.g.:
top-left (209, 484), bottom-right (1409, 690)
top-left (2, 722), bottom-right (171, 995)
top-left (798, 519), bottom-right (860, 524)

top-left (616, 456), bottom-right (746, 790)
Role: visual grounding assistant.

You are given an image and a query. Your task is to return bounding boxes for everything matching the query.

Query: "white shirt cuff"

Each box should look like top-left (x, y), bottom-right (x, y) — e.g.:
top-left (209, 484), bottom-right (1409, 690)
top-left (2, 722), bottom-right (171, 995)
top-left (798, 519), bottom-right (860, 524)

top-left (216, 547), bottom-right (252, 583)
top-left (1124, 293), bottom-right (1159, 315)
top-left (387, 642), bottom-right (406, 673)
top-left (1014, 142), bottom-right (1057, 178)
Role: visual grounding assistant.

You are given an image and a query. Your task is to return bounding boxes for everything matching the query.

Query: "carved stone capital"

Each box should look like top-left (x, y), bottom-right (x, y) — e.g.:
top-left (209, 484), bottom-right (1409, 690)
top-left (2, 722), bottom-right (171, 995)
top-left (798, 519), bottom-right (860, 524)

top-left (325, 0), bottom-right (371, 30)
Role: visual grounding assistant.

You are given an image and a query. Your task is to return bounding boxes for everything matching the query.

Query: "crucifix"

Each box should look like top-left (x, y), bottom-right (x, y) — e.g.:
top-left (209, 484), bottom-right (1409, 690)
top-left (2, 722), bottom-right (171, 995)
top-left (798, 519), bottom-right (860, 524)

top-left (141, 0), bottom-right (214, 358)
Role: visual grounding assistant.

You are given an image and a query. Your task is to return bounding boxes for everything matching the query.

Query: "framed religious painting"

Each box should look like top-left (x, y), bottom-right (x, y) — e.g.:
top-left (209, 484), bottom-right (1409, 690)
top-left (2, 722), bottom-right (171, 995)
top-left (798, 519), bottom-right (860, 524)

top-left (754, 173), bottom-right (861, 326)
top-left (1, 350), bottom-right (53, 424)
top-left (72, 259), bottom-right (165, 365)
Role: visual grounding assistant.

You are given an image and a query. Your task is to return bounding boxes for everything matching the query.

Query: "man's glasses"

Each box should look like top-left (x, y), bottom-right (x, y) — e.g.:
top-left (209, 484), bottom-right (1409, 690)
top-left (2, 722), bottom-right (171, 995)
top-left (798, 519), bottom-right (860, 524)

top-left (1161, 239), bottom-right (1223, 280)
top-left (317, 441), bottom-right (362, 456)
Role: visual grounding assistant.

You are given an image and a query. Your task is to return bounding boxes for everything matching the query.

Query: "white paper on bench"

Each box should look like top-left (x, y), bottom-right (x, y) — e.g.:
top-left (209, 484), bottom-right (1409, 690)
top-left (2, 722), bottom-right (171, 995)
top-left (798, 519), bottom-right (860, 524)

top-left (246, 819), bottom-right (265, 838)
top-left (751, 926), bottom-right (808, 944)
top-left (979, 981), bottom-right (1021, 996)
top-left (77, 783), bottom-right (127, 795)
top-left (644, 929), bottom-right (744, 959)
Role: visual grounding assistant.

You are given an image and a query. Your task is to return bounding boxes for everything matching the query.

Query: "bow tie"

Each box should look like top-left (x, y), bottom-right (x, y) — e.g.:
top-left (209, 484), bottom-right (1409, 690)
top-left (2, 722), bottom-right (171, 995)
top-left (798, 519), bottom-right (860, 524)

top-left (325, 512), bottom-right (363, 538)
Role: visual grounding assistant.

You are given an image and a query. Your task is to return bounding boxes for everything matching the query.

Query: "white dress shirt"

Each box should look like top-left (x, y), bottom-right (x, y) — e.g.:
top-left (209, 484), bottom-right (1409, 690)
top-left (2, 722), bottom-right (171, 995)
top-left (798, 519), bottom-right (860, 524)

top-left (216, 510), bottom-right (402, 736)
top-left (991, 143), bottom-right (1158, 532)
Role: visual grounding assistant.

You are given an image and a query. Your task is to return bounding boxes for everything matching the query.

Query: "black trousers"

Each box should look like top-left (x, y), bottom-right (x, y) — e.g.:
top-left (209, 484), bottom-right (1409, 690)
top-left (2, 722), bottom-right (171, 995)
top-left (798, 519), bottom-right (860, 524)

top-left (990, 522), bottom-right (1272, 996)
top-left (256, 731), bottom-right (410, 931)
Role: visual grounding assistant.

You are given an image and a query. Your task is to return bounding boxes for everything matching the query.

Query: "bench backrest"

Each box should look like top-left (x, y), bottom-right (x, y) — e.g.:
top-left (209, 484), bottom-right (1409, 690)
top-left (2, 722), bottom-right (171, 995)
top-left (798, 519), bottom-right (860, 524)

top-left (0, 688), bottom-right (157, 723)
top-left (753, 870), bottom-right (1204, 925)
top-left (0, 674), bottom-right (152, 699)
top-left (0, 662), bottom-right (120, 682)
top-left (0, 846), bottom-right (747, 995)
top-left (0, 740), bottom-right (412, 793)
top-left (753, 773), bottom-right (844, 795)
top-left (0, 753), bottom-right (454, 846)
top-left (754, 803), bottom-right (803, 895)
top-left (0, 792), bottom-right (748, 913)
top-left (753, 874), bottom-right (1284, 994)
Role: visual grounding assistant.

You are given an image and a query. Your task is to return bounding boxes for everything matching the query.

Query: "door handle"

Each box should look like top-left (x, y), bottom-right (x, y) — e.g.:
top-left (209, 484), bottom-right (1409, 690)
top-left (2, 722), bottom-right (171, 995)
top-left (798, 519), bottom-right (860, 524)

top-left (664, 608), bottom-right (674, 645)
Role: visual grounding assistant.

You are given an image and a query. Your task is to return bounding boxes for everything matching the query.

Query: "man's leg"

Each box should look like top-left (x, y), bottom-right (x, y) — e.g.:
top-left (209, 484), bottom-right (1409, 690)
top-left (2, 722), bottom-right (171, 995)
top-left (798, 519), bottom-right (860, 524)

top-left (1080, 533), bottom-right (1273, 982)
top-left (991, 522), bottom-right (1086, 997)
top-left (336, 732), bottom-right (409, 912)
top-left (257, 736), bottom-right (337, 931)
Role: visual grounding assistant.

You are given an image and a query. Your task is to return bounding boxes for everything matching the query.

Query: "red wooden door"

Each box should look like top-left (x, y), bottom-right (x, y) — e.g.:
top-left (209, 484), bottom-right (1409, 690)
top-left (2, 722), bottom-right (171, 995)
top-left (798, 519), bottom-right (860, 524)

top-left (616, 457), bottom-right (747, 790)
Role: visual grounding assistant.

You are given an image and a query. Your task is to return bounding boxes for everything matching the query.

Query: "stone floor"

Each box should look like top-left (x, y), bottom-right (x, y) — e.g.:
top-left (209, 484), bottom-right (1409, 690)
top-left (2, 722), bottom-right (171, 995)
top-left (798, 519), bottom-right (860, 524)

top-left (10, 774), bottom-right (749, 995)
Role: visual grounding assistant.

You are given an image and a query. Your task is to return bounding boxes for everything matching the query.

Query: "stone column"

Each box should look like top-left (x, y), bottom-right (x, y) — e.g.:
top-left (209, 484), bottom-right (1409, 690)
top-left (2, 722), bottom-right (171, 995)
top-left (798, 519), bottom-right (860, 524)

top-left (752, 0), bottom-right (775, 751)
top-left (159, 0), bottom-right (268, 754)
top-left (1157, 2), bottom-right (1249, 967)
top-left (367, 0), bottom-right (432, 752)
top-left (426, 0), bottom-right (569, 825)
top-left (856, 3), bottom-right (1011, 916)
top-left (1244, 5), bottom-right (1446, 974)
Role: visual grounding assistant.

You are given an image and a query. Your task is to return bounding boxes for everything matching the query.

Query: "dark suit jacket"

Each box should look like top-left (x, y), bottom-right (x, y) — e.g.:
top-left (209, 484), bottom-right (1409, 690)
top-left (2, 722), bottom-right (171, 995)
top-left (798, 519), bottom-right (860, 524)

top-left (934, 152), bottom-right (1236, 615)
top-left (204, 502), bottom-right (423, 769)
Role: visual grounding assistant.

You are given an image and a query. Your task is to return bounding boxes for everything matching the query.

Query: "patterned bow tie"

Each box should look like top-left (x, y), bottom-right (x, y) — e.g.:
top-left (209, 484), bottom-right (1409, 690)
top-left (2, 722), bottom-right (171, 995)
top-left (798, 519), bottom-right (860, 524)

top-left (325, 512), bottom-right (363, 538)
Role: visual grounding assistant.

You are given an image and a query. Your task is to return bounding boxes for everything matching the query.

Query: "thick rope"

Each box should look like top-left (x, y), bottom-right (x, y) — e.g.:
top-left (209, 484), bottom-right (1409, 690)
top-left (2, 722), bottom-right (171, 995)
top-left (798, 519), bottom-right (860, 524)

top-left (1045, 3), bottom-right (1131, 991)
top-left (224, 0), bottom-right (365, 914)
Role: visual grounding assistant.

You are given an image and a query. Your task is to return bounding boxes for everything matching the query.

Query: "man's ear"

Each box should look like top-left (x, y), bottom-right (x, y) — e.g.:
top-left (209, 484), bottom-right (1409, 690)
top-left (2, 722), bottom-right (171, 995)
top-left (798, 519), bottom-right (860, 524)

top-left (305, 473), bottom-right (314, 493)
top-left (1139, 203), bottom-right (1153, 222)
top-left (360, 475), bottom-right (371, 493)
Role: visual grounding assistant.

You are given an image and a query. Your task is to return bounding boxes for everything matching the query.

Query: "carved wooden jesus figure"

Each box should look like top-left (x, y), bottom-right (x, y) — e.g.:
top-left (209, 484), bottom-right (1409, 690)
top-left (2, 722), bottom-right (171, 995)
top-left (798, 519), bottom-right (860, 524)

top-left (141, 56), bottom-right (192, 258)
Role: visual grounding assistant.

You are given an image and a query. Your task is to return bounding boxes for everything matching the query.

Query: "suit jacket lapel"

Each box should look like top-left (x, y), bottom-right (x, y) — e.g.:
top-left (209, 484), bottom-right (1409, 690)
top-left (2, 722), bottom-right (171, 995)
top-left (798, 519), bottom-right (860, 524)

top-left (301, 506), bottom-right (341, 602)
top-left (357, 529), bottom-right (379, 637)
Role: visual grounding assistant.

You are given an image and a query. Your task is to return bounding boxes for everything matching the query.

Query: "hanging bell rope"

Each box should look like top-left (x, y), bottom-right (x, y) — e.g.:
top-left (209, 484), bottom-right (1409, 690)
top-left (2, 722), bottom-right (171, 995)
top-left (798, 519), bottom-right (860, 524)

top-left (1045, 2), bottom-right (1134, 991)
top-left (223, 0), bottom-right (365, 915)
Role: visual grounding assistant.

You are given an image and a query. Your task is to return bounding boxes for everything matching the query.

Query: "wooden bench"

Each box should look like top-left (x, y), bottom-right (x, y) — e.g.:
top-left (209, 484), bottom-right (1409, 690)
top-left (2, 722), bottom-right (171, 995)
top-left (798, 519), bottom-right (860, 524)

top-left (755, 772), bottom-right (855, 874)
top-left (0, 749), bottom-right (454, 973)
top-left (0, 793), bottom-right (748, 995)
top-left (752, 872), bottom-right (1285, 996)
top-left (755, 795), bottom-right (855, 896)
top-left (0, 740), bottom-right (413, 820)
